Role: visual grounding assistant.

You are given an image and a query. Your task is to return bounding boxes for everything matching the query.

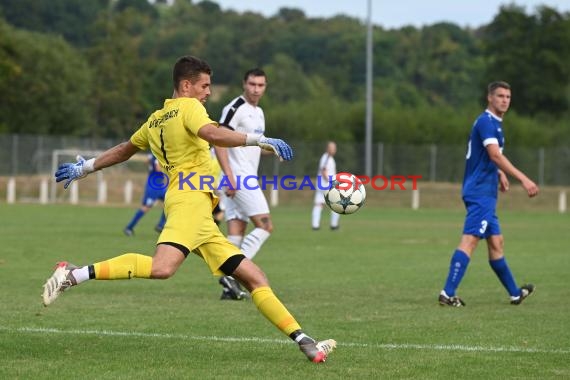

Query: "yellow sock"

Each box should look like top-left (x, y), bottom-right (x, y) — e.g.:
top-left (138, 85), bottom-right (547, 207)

top-left (93, 253), bottom-right (152, 280)
top-left (251, 286), bottom-right (302, 336)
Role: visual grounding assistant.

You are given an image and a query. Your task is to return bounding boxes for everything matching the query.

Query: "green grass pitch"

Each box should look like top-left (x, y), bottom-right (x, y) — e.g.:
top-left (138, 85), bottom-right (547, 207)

top-left (0, 203), bottom-right (569, 379)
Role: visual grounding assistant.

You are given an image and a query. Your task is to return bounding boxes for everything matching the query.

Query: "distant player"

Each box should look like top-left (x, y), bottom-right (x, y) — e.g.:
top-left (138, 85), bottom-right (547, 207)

top-left (123, 154), bottom-right (166, 236)
top-left (312, 141), bottom-right (340, 230)
top-left (214, 68), bottom-right (273, 301)
top-left (439, 81), bottom-right (539, 307)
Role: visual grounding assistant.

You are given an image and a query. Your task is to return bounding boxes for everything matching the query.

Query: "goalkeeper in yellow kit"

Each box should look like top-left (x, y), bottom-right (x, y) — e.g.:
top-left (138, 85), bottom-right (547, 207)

top-left (43, 55), bottom-right (335, 363)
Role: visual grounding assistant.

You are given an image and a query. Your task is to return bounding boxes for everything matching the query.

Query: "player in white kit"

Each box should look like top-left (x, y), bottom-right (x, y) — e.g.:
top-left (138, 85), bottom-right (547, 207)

top-left (312, 141), bottom-right (340, 230)
top-left (214, 68), bottom-right (273, 300)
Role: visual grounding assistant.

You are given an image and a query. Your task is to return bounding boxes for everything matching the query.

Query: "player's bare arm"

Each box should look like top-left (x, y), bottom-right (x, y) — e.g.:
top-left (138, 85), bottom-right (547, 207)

top-left (198, 123), bottom-right (247, 147)
top-left (55, 140), bottom-right (140, 189)
top-left (198, 123), bottom-right (293, 161)
top-left (498, 169), bottom-right (509, 192)
top-left (213, 145), bottom-right (238, 197)
top-left (92, 141), bottom-right (140, 171)
top-left (486, 144), bottom-right (539, 197)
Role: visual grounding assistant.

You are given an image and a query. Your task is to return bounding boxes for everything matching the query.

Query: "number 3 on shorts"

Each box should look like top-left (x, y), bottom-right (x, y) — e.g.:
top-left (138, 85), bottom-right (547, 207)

top-left (479, 220), bottom-right (488, 234)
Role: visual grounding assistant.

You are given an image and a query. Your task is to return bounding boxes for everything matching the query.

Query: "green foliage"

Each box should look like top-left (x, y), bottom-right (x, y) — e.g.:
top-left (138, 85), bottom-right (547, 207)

top-left (0, 0), bottom-right (108, 47)
top-left (389, 23), bottom-right (485, 107)
top-left (0, 19), bottom-right (20, 81)
top-left (116, 0), bottom-right (159, 19)
top-left (0, 19), bottom-right (94, 135)
top-left (86, 8), bottom-right (154, 138)
top-left (0, 1), bottom-right (567, 145)
top-left (483, 5), bottom-right (570, 117)
top-left (268, 97), bottom-right (353, 142)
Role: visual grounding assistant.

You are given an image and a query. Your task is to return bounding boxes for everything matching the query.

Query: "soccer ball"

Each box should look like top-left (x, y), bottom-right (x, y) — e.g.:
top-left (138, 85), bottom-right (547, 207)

top-left (324, 172), bottom-right (366, 214)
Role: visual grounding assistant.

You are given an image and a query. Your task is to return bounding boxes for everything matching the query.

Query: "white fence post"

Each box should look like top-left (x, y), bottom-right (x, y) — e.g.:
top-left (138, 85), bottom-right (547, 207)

top-left (411, 188), bottom-right (420, 210)
top-left (39, 178), bottom-right (48, 204)
top-left (124, 180), bottom-right (133, 204)
top-left (70, 181), bottom-right (79, 204)
top-left (559, 191), bottom-right (567, 214)
top-left (270, 188), bottom-right (279, 207)
top-left (97, 180), bottom-right (107, 204)
top-left (7, 177), bottom-right (16, 204)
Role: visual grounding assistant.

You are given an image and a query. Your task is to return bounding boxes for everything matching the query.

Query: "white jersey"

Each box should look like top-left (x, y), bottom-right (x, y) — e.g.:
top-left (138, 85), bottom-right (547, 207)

top-left (219, 95), bottom-right (269, 219)
top-left (317, 153), bottom-right (336, 188)
top-left (219, 95), bottom-right (265, 176)
top-left (314, 152), bottom-right (336, 205)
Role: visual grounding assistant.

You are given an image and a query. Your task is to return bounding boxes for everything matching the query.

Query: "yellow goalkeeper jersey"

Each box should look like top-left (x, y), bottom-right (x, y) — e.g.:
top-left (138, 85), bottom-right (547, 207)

top-left (130, 97), bottom-right (217, 193)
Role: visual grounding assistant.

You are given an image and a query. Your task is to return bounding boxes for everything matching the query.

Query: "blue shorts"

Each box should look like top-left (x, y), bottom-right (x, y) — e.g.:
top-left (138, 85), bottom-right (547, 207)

top-left (462, 196), bottom-right (501, 238)
top-left (141, 186), bottom-right (166, 207)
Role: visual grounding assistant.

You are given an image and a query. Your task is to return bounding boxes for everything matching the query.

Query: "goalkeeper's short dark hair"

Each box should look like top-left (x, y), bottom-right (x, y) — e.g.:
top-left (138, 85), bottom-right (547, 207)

top-left (173, 56), bottom-right (212, 89)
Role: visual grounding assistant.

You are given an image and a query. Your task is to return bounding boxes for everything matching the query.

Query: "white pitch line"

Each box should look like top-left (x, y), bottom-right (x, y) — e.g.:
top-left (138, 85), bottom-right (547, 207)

top-left (1, 326), bottom-right (569, 355)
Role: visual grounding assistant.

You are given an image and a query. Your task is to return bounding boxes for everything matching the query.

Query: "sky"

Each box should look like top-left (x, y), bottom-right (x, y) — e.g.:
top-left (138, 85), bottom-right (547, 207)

top-left (210, 0), bottom-right (570, 29)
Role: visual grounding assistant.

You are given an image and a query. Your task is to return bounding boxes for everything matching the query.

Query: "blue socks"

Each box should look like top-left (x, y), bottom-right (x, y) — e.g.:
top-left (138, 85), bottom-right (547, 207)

top-left (489, 257), bottom-right (520, 297)
top-left (443, 250), bottom-right (521, 298)
top-left (126, 209), bottom-right (145, 230)
top-left (443, 250), bottom-right (470, 297)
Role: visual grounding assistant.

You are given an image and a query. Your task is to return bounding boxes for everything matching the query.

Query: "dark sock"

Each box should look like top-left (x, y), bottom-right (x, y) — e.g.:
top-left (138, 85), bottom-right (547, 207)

top-left (290, 329), bottom-right (315, 345)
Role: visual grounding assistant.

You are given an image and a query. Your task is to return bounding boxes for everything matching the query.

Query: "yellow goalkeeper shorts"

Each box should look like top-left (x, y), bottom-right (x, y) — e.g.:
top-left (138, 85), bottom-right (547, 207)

top-left (158, 190), bottom-right (240, 276)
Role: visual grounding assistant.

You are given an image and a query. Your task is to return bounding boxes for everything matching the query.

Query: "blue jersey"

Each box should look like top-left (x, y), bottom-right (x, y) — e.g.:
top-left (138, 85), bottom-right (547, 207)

top-left (462, 110), bottom-right (505, 198)
top-left (147, 154), bottom-right (160, 176)
top-left (142, 154), bottom-right (166, 205)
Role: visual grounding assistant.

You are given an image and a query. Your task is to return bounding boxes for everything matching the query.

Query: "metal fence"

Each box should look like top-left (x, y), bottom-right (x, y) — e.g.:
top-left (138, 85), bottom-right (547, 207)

top-left (261, 141), bottom-right (570, 186)
top-left (1, 133), bottom-right (569, 185)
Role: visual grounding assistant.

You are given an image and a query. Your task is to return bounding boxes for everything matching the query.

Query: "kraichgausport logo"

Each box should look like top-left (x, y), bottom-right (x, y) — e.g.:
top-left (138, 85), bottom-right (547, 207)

top-left (147, 172), bottom-right (421, 191)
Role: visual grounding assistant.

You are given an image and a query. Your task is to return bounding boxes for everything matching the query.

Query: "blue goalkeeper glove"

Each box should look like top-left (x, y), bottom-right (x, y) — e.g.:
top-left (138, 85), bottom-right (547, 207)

top-left (246, 134), bottom-right (293, 161)
top-left (55, 155), bottom-right (95, 189)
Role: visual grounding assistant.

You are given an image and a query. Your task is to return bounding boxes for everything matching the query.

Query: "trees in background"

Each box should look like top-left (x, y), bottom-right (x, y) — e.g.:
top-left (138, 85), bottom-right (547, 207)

top-left (0, 0), bottom-right (108, 47)
top-left (483, 5), bottom-right (570, 117)
top-left (0, 0), bottom-right (568, 145)
top-left (0, 19), bottom-right (94, 135)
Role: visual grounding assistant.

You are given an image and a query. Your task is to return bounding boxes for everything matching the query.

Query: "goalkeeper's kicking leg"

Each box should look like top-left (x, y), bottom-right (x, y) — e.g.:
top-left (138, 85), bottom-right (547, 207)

top-left (229, 257), bottom-right (336, 363)
top-left (42, 244), bottom-right (336, 363)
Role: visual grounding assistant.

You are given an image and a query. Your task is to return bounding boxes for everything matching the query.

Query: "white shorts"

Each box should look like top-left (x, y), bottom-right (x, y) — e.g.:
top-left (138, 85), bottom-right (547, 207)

top-left (224, 186), bottom-right (270, 222)
top-left (215, 190), bottom-right (227, 211)
top-left (314, 189), bottom-right (327, 205)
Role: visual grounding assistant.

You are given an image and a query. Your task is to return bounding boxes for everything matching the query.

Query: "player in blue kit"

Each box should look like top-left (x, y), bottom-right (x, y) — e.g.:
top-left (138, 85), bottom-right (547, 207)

top-left (123, 154), bottom-right (166, 236)
top-left (439, 81), bottom-right (539, 307)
